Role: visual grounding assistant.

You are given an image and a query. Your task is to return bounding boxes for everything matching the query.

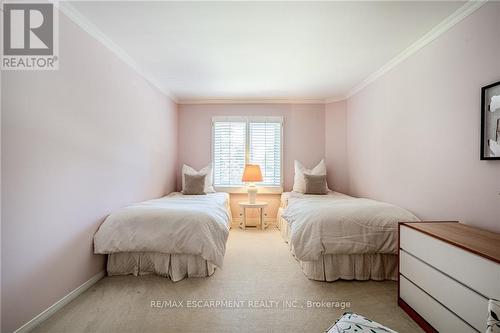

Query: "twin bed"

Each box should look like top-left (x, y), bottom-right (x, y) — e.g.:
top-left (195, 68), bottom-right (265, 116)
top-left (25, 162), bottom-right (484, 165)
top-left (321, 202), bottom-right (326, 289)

top-left (93, 162), bottom-right (418, 282)
top-left (278, 191), bottom-right (419, 281)
top-left (94, 192), bottom-right (232, 282)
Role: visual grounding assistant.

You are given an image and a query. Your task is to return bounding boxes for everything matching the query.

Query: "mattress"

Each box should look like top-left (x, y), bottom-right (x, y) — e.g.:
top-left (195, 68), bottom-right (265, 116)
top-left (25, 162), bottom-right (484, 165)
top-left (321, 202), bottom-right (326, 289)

top-left (280, 191), bottom-right (419, 261)
top-left (94, 192), bottom-right (232, 268)
top-left (278, 210), bottom-right (397, 281)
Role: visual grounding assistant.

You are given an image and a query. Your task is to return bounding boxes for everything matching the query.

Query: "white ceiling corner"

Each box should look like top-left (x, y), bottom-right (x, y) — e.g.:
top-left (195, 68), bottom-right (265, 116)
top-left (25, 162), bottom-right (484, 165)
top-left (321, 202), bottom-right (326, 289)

top-left (57, 2), bottom-right (179, 103)
top-left (61, 1), bottom-right (480, 105)
top-left (344, 0), bottom-right (487, 100)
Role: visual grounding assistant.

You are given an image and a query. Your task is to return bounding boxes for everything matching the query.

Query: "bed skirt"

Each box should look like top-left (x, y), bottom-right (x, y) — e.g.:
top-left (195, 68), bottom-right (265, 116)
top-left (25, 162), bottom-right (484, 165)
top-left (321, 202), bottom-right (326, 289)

top-left (299, 253), bottom-right (397, 281)
top-left (277, 209), bottom-right (397, 282)
top-left (107, 252), bottom-right (216, 282)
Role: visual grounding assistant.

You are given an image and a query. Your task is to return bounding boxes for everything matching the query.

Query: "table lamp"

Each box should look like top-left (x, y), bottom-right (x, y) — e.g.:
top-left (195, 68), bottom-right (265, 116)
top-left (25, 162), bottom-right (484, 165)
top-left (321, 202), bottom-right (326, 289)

top-left (242, 164), bottom-right (263, 204)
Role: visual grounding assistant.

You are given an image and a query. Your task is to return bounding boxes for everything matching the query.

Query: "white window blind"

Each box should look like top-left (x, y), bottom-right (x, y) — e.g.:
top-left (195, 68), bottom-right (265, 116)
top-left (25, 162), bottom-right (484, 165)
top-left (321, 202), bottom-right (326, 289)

top-left (249, 121), bottom-right (281, 186)
top-left (213, 121), bottom-right (247, 186)
top-left (212, 117), bottom-right (282, 188)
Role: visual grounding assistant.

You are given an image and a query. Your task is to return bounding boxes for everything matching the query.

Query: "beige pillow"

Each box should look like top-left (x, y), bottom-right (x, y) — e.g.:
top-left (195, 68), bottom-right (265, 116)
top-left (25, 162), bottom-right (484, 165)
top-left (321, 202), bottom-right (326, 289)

top-left (181, 164), bottom-right (215, 193)
top-left (182, 174), bottom-right (207, 195)
top-left (293, 159), bottom-right (330, 193)
top-left (304, 174), bottom-right (327, 195)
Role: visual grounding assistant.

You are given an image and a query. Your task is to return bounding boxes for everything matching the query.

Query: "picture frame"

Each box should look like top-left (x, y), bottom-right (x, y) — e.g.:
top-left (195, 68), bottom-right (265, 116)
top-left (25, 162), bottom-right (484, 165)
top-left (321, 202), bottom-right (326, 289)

top-left (480, 80), bottom-right (500, 160)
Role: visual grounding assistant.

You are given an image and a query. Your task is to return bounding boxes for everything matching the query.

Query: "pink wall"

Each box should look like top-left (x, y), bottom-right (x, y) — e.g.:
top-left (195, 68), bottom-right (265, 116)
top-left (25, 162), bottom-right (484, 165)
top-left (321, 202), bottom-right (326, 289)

top-left (1, 14), bottom-right (178, 332)
top-left (345, 3), bottom-right (500, 232)
top-left (325, 101), bottom-right (349, 193)
top-left (178, 103), bottom-right (326, 219)
top-left (178, 103), bottom-right (326, 191)
top-left (3, 3), bottom-right (499, 332)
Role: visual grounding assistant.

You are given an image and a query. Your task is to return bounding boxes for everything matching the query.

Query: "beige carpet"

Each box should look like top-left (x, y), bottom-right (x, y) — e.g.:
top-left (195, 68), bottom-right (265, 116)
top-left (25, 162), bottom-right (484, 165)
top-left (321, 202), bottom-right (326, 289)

top-left (32, 227), bottom-right (422, 333)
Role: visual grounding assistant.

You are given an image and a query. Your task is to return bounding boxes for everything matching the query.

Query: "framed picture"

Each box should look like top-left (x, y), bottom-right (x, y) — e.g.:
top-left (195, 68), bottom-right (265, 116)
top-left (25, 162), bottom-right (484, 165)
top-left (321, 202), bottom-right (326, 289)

top-left (481, 80), bottom-right (500, 160)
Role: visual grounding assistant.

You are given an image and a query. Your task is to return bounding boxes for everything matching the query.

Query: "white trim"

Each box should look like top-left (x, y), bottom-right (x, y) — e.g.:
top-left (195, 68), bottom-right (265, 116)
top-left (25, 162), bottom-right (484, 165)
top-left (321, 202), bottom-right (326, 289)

top-left (13, 271), bottom-right (105, 333)
top-left (212, 116), bottom-right (284, 123)
top-left (56, 2), bottom-right (178, 103)
top-left (56, 1), bottom-right (485, 106)
top-left (215, 186), bottom-right (283, 194)
top-left (212, 117), bottom-right (284, 189)
top-left (343, 0), bottom-right (487, 100)
top-left (324, 96), bottom-right (347, 104)
top-left (180, 99), bottom-right (325, 105)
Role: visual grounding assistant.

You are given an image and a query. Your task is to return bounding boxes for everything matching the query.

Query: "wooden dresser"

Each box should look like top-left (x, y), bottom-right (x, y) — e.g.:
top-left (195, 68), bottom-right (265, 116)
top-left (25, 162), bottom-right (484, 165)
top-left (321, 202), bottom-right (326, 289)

top-left (398, 221), bottom-right (500, 333)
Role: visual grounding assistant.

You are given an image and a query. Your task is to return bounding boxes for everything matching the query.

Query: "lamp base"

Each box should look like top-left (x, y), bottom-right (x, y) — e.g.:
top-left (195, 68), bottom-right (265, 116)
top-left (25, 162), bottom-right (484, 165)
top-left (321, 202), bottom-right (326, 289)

top-left (247, 184), bottom-right (258, 204)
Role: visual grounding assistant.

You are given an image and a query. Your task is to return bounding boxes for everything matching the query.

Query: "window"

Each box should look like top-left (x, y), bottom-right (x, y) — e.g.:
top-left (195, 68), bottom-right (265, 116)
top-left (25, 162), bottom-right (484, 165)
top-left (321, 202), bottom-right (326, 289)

top-left (212, 116), bottom-right (283, 190)
top-left (249, 121), bottom-right (282, 186)
top-left (212, 121), bottom-right (247, 187)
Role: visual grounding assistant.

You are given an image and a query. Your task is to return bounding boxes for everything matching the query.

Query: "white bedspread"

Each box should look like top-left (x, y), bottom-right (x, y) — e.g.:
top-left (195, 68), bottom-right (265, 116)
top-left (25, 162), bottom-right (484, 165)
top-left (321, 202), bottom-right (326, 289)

top-left (281, 192), bottom-right (419, 261)
top-left (94, 192), bottom-right (231, 267)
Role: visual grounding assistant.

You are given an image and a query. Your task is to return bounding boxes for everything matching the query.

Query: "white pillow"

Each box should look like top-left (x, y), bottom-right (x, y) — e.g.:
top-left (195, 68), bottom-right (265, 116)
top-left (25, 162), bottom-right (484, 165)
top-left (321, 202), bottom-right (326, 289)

top-left (292, 159), bottom-right (330, 193)
top-left (182, 164), bottom-right (215, 193)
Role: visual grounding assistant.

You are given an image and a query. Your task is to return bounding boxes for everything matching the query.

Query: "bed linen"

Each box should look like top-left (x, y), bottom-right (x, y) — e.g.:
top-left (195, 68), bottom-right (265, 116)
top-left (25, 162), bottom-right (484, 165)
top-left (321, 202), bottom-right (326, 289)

top-left (94, 192), bottom-right (231, 268)
top-left (280, 191), bottom-right (419, 262)
top-left (278, 206), bottom-right (397, 281)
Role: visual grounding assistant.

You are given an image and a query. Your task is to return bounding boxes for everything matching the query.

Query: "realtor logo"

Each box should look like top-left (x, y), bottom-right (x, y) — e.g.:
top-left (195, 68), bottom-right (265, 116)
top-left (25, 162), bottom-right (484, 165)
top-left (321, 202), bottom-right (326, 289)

top-left (2, 2), bottom-right (59, 70)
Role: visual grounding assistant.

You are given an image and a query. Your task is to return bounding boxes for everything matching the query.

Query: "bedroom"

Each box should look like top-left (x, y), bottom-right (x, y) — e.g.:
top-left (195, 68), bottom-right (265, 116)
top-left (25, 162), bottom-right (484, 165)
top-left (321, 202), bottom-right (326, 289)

top-left (1, 1), bottom-right (500, 333)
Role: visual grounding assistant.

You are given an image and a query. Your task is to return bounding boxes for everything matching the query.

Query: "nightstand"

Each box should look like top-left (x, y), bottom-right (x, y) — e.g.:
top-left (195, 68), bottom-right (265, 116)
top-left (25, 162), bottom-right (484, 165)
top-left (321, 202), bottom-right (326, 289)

top-left (239, 202), bottom-right (268, 230)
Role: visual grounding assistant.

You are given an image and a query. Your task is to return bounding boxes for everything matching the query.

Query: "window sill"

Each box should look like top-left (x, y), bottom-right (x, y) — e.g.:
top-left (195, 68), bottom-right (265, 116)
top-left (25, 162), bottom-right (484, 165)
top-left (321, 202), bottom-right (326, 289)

top-left (214, 186), bottom-right (283, 194)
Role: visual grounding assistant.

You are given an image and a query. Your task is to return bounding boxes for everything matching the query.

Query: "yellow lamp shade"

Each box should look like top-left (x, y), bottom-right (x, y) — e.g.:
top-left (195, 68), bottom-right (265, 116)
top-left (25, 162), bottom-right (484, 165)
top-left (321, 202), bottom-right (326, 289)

top-left (242, 164), bottom-right (263, 182)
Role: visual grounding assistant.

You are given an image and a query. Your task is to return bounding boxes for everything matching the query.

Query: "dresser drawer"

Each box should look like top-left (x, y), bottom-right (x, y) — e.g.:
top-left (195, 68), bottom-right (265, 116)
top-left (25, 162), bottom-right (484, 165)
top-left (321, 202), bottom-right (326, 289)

top-left (400, 250), bottom-right (488, 331)
top-left (400, 275), bottom-right (477, 333)
top-left (400, 225), bottom-right (500, 299)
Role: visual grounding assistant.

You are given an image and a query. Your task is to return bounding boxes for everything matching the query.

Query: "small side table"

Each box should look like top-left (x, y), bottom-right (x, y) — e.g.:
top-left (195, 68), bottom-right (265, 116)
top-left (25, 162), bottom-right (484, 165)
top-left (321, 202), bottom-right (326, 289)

top-left (239, 202), bottom-right (268, 230)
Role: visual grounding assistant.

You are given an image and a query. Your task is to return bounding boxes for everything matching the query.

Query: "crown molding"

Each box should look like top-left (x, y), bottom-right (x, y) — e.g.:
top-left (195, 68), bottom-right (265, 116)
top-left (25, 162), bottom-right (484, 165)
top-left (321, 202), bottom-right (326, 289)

top-left (57, 0), bottom-right (486, 106)
top-left (340, 0), bottom-right (488, 101)
top-left (178, 98), bottom-right (326, 105)
top-left (324, 95), bottom-right (347, 104)
top-left (56, 2), bottom-right (179, 103)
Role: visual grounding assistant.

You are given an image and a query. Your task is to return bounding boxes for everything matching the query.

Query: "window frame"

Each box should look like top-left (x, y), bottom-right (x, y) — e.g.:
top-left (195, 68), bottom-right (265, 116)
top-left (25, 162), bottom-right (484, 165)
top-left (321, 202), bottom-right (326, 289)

top-left (211, 116), bottom-right (284, 194)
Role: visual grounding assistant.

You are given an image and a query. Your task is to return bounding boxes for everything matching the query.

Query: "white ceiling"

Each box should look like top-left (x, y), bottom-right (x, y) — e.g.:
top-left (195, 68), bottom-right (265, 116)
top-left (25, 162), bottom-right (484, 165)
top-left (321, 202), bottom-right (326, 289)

top-left (68, 1), bottom-right (464, 102)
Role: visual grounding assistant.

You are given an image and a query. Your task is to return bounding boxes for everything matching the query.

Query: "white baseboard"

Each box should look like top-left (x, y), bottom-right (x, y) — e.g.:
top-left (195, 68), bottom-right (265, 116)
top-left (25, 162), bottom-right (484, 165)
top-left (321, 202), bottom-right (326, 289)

top-left (14, 271), bottom-right (105, 333)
